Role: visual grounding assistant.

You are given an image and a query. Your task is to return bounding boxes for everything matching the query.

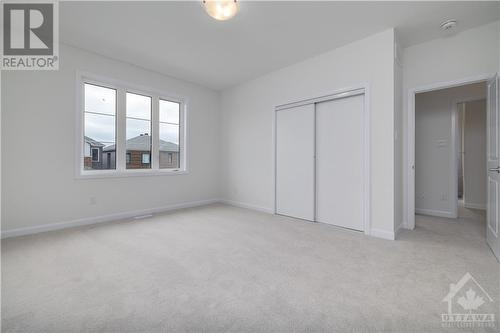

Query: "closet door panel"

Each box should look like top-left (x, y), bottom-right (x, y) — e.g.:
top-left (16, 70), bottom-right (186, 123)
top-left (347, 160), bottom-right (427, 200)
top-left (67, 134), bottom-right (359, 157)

top-left (276, 104), bottom-right (315, 220)
top-left (316, 95), bottom-right (364, 231)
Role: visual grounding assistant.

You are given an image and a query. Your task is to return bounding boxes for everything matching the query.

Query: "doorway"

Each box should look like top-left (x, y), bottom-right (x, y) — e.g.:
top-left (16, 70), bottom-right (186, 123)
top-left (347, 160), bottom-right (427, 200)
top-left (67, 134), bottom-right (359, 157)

top-left (407, 76), bottom-right (490, 227)
top-left (414, 82), bottom-right (487, 220)
top-left (407, 74), bottom-right (500, 261)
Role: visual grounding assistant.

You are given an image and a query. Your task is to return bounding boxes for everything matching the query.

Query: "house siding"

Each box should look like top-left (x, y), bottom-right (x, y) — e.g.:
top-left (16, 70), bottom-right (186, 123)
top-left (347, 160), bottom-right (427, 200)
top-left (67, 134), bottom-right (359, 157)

top-left (126, 150), bottom-right (179, 169)
top-left (84, 156), bottom-right (92, 169)
top-left (160, 151), bottom-right (179, 169)
top-left (126, 150), bottom-right (151, 169)
top-left (84, 145), bottom-right (104, 170)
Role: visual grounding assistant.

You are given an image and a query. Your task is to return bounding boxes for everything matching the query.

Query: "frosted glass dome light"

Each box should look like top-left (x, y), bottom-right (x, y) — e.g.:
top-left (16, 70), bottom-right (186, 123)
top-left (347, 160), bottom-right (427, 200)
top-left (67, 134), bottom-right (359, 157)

top-left (203, 0), bottom-right (239, 21)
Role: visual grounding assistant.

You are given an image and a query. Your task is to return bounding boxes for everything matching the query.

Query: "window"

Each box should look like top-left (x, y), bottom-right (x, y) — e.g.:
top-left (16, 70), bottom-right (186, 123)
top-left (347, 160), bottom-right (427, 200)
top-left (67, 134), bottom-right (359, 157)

top-left (159, 99), bottom-right (180, 169)
top-left (126, 92), bottom-right (152, 169)
top-left (91, 148), bottom-right (100, 162)
top-left (142, 153), bottom-right (150, 164)
top-left (83, 83), bottom-right (116, 170)
top-left (79, 75), bottom-right (186, 177)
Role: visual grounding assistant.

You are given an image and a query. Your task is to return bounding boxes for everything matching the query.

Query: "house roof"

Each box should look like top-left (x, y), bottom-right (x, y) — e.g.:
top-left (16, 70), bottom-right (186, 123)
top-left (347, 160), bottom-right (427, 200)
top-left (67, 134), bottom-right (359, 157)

top-left (84, 136), bottom-right (105, 147)
top-left (103, 134), bottom-right (178, 152)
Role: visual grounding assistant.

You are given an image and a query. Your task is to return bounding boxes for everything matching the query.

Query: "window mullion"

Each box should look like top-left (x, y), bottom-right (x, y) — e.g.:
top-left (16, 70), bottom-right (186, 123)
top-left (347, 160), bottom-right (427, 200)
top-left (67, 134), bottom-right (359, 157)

top-left (179, 102), bottom-right (186, 171)
top-left (152, 95), bottom-right (160, 170)
top-left (116, 88), bottom-right (127, 172)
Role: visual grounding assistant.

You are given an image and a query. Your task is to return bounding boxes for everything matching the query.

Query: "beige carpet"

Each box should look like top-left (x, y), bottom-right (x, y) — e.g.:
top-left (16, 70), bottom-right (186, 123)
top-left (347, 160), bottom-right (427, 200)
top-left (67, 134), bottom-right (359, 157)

top-left (2, 204), bottom-right (499, 332)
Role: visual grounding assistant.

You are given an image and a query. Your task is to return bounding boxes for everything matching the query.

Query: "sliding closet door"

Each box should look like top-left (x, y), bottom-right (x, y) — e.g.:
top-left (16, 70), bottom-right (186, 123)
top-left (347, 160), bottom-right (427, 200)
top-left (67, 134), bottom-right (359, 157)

top-left (316, 94), bottom-right (365, 231)
top-left (276, 104), bottom-right (315, 221)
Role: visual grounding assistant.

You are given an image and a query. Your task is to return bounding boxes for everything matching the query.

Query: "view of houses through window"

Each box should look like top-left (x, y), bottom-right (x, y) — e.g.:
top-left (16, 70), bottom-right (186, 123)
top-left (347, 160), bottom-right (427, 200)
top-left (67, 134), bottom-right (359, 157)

top-left (125, 92), bottom-right (152, 169)
top-left (83, 82), bottom-right (181, 172)
top-left (84, 83), bottom-right (117, 170)
top-left (159, 99), bottom-right (180, 169)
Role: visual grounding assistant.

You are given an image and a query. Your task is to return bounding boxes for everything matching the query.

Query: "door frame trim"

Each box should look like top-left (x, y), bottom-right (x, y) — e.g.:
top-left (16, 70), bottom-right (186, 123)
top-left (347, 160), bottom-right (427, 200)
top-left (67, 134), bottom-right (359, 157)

top-left (406, 74), bottom-right (493, 230)
top-left (487, 76), bottom-right (500, 238)
top-left (275, 88), bottom-right (365, 111)
top-left (273, 84), bottom-right (371, 236)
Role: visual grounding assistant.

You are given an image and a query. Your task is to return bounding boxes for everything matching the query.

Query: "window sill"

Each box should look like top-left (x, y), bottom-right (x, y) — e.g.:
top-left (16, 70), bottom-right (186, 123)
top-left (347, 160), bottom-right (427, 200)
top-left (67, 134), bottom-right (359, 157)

top-left (76, 169), bottom-right (189, 180)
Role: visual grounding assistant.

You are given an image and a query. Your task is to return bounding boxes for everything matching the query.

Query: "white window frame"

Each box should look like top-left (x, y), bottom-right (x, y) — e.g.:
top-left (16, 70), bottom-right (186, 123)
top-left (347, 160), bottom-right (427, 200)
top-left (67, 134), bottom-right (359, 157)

top-left (75, 71), bottom-right (188, 179)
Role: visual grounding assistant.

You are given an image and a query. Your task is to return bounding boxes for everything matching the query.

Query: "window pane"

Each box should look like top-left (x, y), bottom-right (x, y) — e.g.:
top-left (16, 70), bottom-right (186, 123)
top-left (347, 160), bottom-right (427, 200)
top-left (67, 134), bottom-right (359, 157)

top-left (84, 84), bottom-right (116, 171)
top-left (159, 123), bottom-right (179, 169)
top-left (159, 123), bottom-right (179, 145)
top-left (160, 100), bottom-right (180, 124)
top-left (127, 92), bottom-right (151, 120)
top-left (126, 119), bottom-right (151, 140)
top-left (84, 113), bottom-right (116, 144)
top-left (126, 93), bottom-right (151, 169)
top-left (84, 83), bottom-right (116, 115)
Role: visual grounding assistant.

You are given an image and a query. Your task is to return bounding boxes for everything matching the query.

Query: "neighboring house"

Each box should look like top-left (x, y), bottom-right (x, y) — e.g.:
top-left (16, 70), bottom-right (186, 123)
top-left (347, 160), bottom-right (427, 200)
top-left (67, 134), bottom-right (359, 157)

top-left (84, 136), bottom-right (105, 170)
top-left (103, 134), bottom-right (179, 169)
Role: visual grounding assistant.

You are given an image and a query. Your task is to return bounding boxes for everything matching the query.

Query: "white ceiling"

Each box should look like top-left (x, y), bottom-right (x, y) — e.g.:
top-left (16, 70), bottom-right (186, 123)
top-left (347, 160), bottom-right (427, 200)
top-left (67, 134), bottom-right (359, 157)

top-left (60, 1), bottom-right (500, 90)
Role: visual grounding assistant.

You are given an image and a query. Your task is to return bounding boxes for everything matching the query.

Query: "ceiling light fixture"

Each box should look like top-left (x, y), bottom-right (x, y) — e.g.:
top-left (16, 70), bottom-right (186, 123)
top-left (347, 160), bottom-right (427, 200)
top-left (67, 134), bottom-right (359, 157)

top-left (203, 0), bottom-right (239, 21)
top-left (440, 19), bottom-right (457, 31)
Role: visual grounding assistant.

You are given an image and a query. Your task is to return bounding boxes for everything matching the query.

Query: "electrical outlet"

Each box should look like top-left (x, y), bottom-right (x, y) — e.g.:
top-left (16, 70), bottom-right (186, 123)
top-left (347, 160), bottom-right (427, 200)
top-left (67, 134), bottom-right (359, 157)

top-left (89, 196), bottom-right (97, 205)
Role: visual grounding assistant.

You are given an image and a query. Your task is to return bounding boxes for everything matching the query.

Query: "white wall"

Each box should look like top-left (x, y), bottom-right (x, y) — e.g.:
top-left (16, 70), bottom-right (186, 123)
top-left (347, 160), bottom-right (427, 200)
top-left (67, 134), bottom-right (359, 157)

top-left (394, 34), bottom-right (404, 233)
top-left (403, 21), bottom-right (499, 225)
top-left (1, 44), bottom-right (220, 233)
top-left (414, 83), bottom-right (486, 217)
top-left (0, 71), bottom-right (2, 231)
top-left (463, 99), bottom-right (487, 209)
top-left (220, 29), bottom-right (396, 238)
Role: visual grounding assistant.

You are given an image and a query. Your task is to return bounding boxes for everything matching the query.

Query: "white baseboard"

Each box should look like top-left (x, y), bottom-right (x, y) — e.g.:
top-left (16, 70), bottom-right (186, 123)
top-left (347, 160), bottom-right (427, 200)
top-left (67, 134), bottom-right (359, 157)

top-left (402, 219), bottom-right (414, 230)
top-left (218, 199), bottom-right (274, 214)
top-left (370, 228), bottom-right (395, 240)
top-left (394, 223), bottom-right (405, 239)
top-left (222, 199), bottom-right (398, 241)
top-left (1, 199), bottom-right (219, 239)
top-left (415, 208), bottom-right (455, 219)
top-left (2, 197), bottom-right (403, 242)
top-left (463, 202), bottom-right (486, 210)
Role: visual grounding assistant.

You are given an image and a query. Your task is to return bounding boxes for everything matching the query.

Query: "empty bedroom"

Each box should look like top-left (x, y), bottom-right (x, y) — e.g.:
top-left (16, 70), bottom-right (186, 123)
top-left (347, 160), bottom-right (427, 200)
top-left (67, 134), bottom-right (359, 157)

top-left (1, 1), bottom-right (500, 332)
